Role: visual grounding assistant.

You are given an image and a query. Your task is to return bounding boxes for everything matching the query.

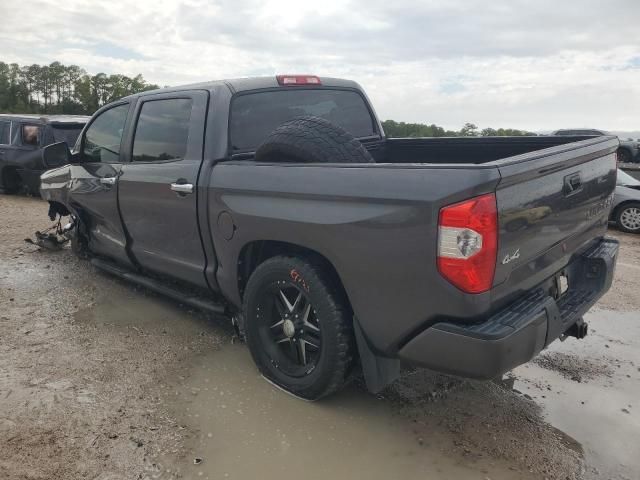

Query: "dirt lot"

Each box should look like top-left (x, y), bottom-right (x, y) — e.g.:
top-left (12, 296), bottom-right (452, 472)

top-left (1, 195), bottom-right (639, 480)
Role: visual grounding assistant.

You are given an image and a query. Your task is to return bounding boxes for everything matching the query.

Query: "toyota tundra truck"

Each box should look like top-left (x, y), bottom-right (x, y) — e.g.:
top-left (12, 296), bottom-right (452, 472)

top-left (38, 75), bottom-right (619, 399)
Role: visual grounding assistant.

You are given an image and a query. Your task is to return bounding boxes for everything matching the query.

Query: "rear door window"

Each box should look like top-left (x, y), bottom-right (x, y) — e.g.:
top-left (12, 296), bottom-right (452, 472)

top-left (0, 121), bottom-right (10, 144)
top-left (230, 89), bottom-right (376, 152)
top-left (132, 98), bottom-right (192, 162)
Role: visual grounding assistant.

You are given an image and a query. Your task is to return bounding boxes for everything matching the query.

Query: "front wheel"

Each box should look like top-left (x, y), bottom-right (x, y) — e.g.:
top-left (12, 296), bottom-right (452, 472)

top-left (243, 256), bottom-right (356, 400)
top-left (615, 202), bottom-right (640, 233)
top-left (68, 218), bottom-right (90, 258)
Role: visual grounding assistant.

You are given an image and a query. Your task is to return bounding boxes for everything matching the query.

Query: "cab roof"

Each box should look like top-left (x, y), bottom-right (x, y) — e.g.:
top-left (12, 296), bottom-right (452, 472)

top-left (0, 114), bottom-right (90, 125)
top-left (123, 76), bottom-right (362, 99)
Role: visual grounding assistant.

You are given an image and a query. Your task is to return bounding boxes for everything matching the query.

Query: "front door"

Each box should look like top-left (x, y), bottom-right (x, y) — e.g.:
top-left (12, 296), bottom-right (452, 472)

top-left (71, 102), bottom-right (133, 265)
top-left (117, 91), bottom-right (209, 287)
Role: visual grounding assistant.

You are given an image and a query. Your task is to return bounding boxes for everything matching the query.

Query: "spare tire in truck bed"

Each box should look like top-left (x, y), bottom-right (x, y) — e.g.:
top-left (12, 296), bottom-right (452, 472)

top-left (254, 116), bottom-right (375, 164)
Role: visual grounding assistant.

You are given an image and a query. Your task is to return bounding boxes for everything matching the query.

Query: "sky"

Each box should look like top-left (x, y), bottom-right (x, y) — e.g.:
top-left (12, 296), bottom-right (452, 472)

top-left (2, 0), bottom-right (640, 131)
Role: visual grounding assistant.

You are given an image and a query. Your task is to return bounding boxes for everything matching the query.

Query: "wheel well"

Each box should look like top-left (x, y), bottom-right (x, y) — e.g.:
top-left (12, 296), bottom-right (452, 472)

top-left (237, 240), bottom-right (350, 307)
top-left (613, 200), bottom-right (640, 217)
top-left (617, 146), bottom-right (632, 155)
top-left (47, 201), bottom-right (71, 220)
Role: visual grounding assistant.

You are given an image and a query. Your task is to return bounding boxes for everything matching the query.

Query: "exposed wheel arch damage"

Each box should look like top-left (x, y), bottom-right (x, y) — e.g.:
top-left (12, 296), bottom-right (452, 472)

top-left (47, 201), bottom-right (71, 221)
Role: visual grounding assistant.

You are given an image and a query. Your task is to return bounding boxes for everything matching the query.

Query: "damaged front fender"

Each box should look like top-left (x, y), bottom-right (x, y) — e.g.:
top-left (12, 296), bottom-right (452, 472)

top-left (40, 164), bottom-right (73, 219)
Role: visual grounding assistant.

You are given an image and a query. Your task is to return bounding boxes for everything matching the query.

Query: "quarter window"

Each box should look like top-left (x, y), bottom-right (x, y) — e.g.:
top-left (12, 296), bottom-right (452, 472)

top-left (132, 99), bottom-right (192, 162)
top-left (83, 104), bottom-right (129, 163)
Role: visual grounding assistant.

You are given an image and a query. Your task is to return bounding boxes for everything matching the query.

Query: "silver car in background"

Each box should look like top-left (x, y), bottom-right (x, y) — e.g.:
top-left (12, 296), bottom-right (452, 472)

top-left (611, 169), bottom-right (640, 233)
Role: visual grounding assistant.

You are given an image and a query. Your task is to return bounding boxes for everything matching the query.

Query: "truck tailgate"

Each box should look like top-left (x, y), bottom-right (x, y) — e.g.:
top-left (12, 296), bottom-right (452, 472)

top-left (491, 136), bottom-right (618, 304)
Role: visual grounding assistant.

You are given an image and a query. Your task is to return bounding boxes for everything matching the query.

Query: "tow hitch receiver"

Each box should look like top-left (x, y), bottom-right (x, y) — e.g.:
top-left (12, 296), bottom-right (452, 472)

top-left (565, 318), bottom-right (589, 340)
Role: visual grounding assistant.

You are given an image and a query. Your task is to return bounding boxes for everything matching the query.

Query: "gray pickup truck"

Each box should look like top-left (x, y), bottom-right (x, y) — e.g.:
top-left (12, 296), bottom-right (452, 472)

top-left (39, 75), bottom-right (619, 399)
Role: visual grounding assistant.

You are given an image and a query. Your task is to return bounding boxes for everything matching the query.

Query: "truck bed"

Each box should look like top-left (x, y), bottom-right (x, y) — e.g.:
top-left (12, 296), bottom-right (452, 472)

top-left (375, 134), bottom-right (600, 164)
top-left (209, 134), bottom-right (618, 355)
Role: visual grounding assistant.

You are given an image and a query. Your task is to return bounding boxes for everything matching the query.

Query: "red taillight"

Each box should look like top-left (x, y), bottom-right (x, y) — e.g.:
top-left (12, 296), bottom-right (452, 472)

top-left (437, 193), bottom-right (498, 294)
top-left (276, 75), bottom-right (322, 86)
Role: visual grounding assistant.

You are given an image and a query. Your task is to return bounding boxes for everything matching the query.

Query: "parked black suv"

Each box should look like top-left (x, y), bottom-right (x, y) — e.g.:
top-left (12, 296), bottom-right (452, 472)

top-left (0, 114), bottom-right (89, 194)
top-left (551, 128), bottom-right (639, 163)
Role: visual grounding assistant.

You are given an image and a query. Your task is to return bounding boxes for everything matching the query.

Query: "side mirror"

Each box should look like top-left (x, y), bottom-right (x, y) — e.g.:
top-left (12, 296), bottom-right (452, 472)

top-left (42, 142), bottom-right (71, 168)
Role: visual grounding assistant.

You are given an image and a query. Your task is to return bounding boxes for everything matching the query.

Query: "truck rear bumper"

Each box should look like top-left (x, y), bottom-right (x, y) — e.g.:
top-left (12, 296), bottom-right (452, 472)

top-left (398, 237), bottom-right (619, 379)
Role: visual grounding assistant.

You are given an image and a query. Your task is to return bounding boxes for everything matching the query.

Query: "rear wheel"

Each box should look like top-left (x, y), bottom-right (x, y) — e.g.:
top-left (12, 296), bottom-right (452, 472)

top-left (243, 256), bottom-right (355, 399)
top-left (615, 202), bottom-right (640, 233)
top-left (617, 148), bottom-right (632, 163)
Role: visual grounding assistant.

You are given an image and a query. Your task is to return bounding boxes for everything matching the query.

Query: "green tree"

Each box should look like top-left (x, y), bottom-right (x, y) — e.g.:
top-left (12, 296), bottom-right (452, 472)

top-left (0, 59), bottom-right (159, 115)
top-left (460, 122), bottom-right (479, 136)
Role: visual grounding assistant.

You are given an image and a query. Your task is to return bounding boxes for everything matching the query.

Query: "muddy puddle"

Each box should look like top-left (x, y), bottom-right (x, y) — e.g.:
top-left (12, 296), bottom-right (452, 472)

top-left (512, 309), bottom-right (640, 479)
top-left (71, 282), bottom-right (639, 480)
top-left (161, 344), bottom-right (545, 480)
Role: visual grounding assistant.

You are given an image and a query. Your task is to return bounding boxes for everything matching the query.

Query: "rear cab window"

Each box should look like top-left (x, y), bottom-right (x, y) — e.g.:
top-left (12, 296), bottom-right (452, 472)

top-left (229, 89), bottom-right (376, 153)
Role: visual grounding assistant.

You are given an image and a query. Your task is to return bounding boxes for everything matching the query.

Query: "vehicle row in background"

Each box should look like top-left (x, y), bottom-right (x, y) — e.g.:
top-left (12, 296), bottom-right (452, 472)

top-left (551, 128), bottom-right (640, 163)
top-left (612, 169), bottom-right (640, 233)
top-left (0, 114), bottom-right (89, 194)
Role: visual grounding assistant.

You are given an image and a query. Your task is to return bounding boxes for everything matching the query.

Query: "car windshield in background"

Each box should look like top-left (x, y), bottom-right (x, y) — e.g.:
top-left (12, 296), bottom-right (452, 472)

top-left (230, 89), bottom-right (376, 152)
top-left (52, 124), bottom-right (85, 145)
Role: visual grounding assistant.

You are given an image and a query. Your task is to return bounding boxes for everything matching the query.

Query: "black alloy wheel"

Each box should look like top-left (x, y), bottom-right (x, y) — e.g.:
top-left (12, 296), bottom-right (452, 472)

top-left (243, 256), bottom-right (355, 399)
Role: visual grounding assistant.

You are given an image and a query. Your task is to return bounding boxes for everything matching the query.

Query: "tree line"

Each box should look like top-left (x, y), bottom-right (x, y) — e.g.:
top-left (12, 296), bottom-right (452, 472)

top-left (0, 61), bottom-right (159, 115)
top-left (1, 60), bottom-right (537, 137)
top-left (381, 120), bottom-right (536, 137)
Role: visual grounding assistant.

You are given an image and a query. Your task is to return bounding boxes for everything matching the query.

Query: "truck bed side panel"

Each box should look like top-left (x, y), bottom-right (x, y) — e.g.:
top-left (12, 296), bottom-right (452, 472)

top-left (207, 163), bottom-right (500, 354)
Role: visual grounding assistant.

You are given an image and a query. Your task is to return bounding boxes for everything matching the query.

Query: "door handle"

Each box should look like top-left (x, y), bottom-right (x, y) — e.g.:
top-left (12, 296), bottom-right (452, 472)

top-left (170, 183), bottom-right (194, 194)
top-left (100, 177), bottom-right (117, 185)
top-left (563, 172), bottom-right (582, 196)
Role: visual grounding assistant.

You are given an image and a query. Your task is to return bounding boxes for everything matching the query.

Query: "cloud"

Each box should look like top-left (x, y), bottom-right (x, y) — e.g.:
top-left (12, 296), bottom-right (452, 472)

top-left (1, 0), bottom-right (639, 130)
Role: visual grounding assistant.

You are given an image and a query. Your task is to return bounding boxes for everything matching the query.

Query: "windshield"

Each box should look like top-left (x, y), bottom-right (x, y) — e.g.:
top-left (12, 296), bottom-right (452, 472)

top-left (617, 169), bottom-right (640, 186)
top-left (52, 124), bottom-right (85, 146)
top-left (229, 89), bottom-right (376, 152)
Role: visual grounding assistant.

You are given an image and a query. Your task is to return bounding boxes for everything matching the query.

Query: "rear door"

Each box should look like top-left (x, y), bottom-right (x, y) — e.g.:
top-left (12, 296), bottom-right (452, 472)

top-left (71, 102), bottom-right (133, 265)
top-left (117, 91), bottom-right (209, 287)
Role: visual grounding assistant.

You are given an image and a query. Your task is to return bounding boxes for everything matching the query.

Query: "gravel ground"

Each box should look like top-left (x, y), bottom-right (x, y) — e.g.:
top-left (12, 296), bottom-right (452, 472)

top-left (1, 195), bottom-right (639, 480)
top-left (0, 196), bottom-right (224, 479)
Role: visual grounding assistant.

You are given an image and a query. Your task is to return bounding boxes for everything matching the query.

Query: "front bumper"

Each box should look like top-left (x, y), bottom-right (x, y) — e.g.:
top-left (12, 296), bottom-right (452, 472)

top-left (398, 237), bottom-right (619, 379)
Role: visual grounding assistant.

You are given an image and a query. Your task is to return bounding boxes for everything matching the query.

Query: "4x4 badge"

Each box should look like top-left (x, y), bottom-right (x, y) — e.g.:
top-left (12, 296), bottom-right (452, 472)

top-left (502, 248), bottom-right (520, 265)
